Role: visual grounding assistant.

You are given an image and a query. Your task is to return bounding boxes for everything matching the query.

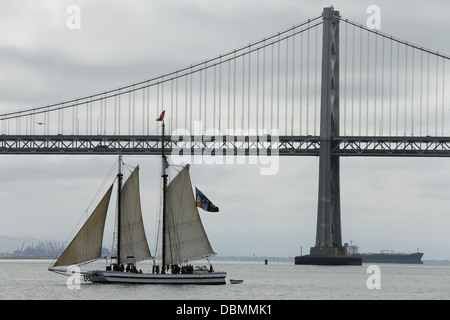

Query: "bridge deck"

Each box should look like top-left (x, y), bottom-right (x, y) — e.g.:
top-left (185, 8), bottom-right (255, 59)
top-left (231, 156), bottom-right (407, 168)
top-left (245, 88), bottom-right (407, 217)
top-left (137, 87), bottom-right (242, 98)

top-left (0, 135), bottom-right (449, 157)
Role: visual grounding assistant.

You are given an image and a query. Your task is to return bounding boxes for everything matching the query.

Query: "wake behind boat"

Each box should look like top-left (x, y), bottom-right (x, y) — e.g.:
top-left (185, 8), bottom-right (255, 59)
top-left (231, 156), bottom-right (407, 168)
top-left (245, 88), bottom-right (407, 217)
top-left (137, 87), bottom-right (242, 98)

top-left (49, 112), bottom-right (226, 285)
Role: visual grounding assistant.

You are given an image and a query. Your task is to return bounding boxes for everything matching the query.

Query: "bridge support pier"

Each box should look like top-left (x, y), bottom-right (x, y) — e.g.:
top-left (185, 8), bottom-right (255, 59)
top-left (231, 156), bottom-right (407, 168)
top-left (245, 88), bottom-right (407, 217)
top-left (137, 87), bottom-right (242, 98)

top-left (296, 7), bottom-right (361, 266)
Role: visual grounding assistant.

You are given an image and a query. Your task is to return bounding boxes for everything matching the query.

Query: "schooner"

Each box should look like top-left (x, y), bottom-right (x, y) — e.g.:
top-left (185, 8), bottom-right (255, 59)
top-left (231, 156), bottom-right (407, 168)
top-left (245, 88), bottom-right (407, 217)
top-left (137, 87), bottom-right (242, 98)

top-left (49, 112), bottom-right (227, 284)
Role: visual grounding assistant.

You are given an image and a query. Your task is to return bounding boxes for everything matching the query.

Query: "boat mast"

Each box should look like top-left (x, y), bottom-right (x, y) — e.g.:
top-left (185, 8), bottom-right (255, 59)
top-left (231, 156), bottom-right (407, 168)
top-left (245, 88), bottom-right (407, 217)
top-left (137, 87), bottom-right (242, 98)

top-left (116, 155), bottom-right (123, 266)
top-left (161, 120), bottom-right (168, 274)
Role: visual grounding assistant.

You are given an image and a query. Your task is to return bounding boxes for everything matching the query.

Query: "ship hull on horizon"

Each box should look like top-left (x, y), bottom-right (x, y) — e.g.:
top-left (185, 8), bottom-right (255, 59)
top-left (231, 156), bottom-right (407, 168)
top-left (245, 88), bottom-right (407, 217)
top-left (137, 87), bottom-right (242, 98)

top-left (353, 252), bottom-right (423, 264)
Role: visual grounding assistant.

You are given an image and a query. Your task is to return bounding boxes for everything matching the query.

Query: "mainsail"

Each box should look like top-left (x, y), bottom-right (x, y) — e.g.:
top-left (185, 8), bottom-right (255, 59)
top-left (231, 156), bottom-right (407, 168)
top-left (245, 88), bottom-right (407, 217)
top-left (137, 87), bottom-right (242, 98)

top-left (119, 166), bottom-right (152, 262)
top-left (53, 184), bottom-right (114, 267)
top-left (163, 165), bottom-right (215, 266)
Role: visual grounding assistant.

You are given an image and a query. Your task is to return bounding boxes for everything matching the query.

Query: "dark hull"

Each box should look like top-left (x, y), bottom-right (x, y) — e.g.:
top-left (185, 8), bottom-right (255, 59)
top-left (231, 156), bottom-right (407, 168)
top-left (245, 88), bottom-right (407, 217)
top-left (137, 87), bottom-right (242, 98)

top-left (353, 252), bottom-right (423, 264)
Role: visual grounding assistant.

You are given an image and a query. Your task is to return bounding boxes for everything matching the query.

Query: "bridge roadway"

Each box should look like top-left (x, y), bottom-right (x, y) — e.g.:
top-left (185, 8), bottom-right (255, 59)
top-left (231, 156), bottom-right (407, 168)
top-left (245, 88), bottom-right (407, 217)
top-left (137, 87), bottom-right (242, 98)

top-left (1, 135), bottom-right (450, 157)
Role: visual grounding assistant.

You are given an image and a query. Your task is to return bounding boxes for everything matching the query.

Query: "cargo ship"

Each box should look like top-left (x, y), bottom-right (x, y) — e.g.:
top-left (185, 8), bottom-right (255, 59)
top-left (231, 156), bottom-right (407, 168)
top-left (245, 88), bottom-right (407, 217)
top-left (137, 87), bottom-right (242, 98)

top-left (345, 242), bottom-right (423, 264)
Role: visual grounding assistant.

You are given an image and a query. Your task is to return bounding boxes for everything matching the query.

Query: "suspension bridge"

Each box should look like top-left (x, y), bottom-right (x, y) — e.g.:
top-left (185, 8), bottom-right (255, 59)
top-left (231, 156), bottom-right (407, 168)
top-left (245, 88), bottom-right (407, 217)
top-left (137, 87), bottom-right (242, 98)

top-left (1, 7), bottom-right (449, 264)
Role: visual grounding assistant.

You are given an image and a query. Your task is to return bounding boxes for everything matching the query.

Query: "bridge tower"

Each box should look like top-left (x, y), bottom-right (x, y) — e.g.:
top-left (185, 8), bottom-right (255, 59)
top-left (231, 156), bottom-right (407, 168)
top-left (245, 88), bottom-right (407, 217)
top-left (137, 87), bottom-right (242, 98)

top-left (295, 7), bottom-right (362, 265)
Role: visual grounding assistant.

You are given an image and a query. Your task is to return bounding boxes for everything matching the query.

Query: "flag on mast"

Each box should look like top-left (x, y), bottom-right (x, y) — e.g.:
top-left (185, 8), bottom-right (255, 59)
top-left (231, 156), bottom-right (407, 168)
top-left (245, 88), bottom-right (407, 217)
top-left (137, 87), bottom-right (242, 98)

top-left (196, 188), bottom-right (219, 212)
top-left (156, 110), bottom-right (165, 121)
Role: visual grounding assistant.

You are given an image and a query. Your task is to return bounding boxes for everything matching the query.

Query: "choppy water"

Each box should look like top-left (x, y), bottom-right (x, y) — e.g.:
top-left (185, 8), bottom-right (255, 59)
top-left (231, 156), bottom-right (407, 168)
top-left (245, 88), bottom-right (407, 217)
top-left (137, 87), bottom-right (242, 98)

top-left (0, 259), bottom-right (449, 300)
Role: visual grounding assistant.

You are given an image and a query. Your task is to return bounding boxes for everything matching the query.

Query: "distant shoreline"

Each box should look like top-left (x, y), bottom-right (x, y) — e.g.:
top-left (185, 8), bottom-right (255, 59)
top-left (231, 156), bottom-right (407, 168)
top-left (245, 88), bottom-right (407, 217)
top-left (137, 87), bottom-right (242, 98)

top-left (0, 255), bottom-right (57, 260)
top-left (0, 255), bottom-right (448, 265)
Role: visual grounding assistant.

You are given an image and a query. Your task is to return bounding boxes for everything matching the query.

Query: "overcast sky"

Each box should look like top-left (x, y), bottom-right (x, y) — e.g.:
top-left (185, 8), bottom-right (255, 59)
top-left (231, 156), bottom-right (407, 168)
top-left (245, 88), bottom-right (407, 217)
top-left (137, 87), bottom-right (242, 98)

top-left (1, 0), bottom-right (450, 260)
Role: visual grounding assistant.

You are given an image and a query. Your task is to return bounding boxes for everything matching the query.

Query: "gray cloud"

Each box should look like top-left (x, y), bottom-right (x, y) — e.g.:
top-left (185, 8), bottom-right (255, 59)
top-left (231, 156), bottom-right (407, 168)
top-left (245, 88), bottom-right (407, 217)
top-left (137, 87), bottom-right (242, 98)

top-left (0, 0), bottom-right (449, 259)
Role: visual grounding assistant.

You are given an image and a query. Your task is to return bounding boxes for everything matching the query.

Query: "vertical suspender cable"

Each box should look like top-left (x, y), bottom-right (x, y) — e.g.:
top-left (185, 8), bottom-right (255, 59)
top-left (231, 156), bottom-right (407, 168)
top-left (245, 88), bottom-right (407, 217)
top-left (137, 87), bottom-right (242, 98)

top-left (359, 28), bottom-right (363, 136)
top-left (86, 100), bottom-right (89, 135)
top-left (271, 41), bottom-right (274, 131)
top-left (420, 51), bottom-right (423, 136)
top-left (128, 91), bottom-right (131, 135)
top-left (199, 67), bottom-right (202, 131)
top-left (314, 25), bottom-right (318, 136)
top-left (156, 84), bottom-right (160, 134)
top-left (220, 57), bottom-right (223, 131)
top-left (262, 41), bottom-right (266, 134)
top-left (435, 55), bottom-right (439, 136)
top-left (214, 65), bottom-right (217, 131)
top-left (104, 94), bottom-right (107, 135)
top-left (118, 91), bottom-right (121, 135)
top-left (242, 52), bottom-right (245, 129)
top-left (374, 35), bottom-right (377, 136)
top-left (175, 76), bottom-right (178, 134)
top-left (203, 67), bottom-right (207, 132)
top-left (351, 25), bottom-right (355, 136)
top-left (277, 36), bottom-right (281, 132)
top-left (442, 58), bottom-right (445, 136)
top-left (147, 84), bottom-right (150, 135)
top-left (228, 58), bottom-right (231, 131)
top-left (72, 100), bottom-right (75, 135)
top-left (131, 87), bottom-right (135, 135)
top-left (389, 39), bottom-right (393, 136)
top-left (190, 71), bottom-right (193, 132)
top-left (233, 51), bottom-right (237, 132)
top-left (396, 43), bottom-right (400, 136)
top-left (185, 74), bottom-right (188, 130)
top-left (161, 79), bottom-right (164, 123)
top-left (300, 32), bottom-right (303, 134)
top-left (257, 47), bottom-right (260, 132)
top-left (291, 32), bottom-right (295, 136)
top-left (426, 54), bottom-right (430, 135)
top-left (411, 49), bottom-right (415, 136)
top-left (247, 47), bottom-right (251, 131)
top-left (285, 36), bottom-right (288, 135)
top-left (344, 22), bottom-right (347, 135)
top-left (306, 26), bottom-right (309, 134)
top-left (380, 36), bottom-right (384, 135)
top-left (366, 32), bottom-right (370, 136)
top-left (404, 46), bottom-right (408, 136)
top-left (171, 79), bottom-right (174, 133)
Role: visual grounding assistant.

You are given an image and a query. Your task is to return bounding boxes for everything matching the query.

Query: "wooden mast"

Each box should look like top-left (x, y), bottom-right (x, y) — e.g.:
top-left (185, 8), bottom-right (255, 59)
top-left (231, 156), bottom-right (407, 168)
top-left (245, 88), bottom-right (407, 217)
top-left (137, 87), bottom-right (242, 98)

top-left (116, 155), bottom-right (123, 266)
top-left (161, 117), bottom-right (168, 274)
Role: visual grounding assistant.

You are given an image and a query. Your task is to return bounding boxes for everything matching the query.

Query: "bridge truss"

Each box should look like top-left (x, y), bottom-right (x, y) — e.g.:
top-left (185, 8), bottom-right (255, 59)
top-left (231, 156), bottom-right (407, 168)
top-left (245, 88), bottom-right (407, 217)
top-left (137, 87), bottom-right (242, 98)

top-left (1, 134), bottom-right (450, 157)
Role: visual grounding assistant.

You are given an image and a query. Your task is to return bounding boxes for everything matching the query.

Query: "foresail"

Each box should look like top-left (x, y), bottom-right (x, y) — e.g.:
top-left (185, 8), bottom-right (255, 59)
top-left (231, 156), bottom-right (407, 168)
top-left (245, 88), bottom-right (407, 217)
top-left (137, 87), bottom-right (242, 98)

top-left (164, 165), bottom-right (215, 266)
top-left (119, 166), bottom-right (152, 262)
top-left (53, 184), bottom-right (114, 267)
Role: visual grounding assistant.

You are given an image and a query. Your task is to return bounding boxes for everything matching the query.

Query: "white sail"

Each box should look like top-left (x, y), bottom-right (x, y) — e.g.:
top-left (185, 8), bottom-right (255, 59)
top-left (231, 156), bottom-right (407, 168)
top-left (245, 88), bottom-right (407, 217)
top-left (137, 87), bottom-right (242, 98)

top-left (164, 165), bottom-right (215, 266)
top-left (53, 184), bottom-right (114, 267)
top-left (119, 166), bottom-right (152, 262)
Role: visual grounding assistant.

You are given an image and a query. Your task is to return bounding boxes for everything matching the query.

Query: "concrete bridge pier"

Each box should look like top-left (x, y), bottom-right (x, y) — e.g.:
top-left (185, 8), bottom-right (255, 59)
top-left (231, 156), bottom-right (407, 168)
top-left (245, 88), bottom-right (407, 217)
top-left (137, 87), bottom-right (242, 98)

top-left (295, 7), bottom-right (361, 266)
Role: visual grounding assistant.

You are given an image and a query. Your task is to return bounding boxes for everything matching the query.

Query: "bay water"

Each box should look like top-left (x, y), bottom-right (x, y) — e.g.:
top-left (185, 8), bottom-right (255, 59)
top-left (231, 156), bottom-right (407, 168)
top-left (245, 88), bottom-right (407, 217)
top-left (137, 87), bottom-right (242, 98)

top-left (0, 259), bottom-right (449, 300)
